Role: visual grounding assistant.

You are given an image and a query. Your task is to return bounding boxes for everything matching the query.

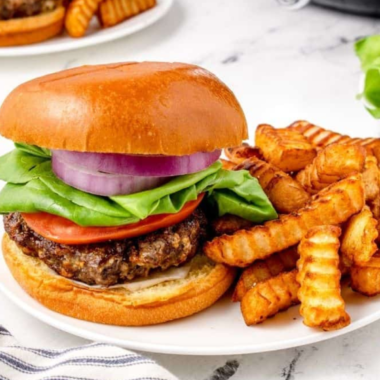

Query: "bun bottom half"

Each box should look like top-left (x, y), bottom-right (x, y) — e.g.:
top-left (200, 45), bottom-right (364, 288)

top-left (2, 234), bottom-right (236, 326)
top-left (0, 7), bottom-right (65, 47)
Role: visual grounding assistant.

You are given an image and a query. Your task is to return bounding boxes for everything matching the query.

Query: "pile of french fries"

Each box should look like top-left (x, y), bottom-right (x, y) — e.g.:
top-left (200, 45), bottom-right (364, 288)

top-left (64, 0), bottom-right (156, 38)
top-left (208, 120), bottom-right (380, 331)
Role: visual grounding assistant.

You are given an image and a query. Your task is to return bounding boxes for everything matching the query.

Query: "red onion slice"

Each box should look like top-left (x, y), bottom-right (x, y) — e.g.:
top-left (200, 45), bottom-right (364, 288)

top-left (52, 156), bottom-right (168, 196)
top-left (52, 149), bottom-right (221, 177)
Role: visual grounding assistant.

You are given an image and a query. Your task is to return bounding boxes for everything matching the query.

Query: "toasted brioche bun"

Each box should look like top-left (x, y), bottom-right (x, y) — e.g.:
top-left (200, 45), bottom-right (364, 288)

top-left (0, 7), bottom-right (65, 47)
top-left (0, 62), bottom-right (248, 155)
top-left (2, 234), bottom-right (236, 326)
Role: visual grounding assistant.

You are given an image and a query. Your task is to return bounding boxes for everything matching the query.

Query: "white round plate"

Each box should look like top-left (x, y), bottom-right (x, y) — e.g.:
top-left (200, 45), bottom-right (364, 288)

top-left (2, 246), bottom-right (380, 355)
top-left (0, 0), bottom-right (172, 57)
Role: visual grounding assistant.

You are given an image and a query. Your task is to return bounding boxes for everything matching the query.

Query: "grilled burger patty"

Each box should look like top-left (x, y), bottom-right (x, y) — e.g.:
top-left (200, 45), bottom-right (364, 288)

top-left (4, 210), bottom-right (208, 287)
top-left (0, 0), bottom-right (59, 20)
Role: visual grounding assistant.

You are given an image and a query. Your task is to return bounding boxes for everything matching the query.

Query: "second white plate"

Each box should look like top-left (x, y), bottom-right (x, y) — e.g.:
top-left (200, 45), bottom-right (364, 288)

top-left (0, 0), bottom-right (173, 57)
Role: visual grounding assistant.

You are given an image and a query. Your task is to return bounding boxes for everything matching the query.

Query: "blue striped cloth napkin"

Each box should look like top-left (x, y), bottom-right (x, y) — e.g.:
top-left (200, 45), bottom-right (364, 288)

top-left (0, 325), bottom-right (178, 380)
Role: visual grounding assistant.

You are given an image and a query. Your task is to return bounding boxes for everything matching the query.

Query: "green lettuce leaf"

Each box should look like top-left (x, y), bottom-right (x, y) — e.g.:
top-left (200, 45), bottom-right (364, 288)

top-left (0, 145), bottom-right (277, 226)
top-left (0, 149), bottom-right (52, 184)
top-left (356, 35), bottom-right (380, 119)
top-left (14, 143), bottom-right (51, 158)
top-left (0, 181), bottom-right (134, 226)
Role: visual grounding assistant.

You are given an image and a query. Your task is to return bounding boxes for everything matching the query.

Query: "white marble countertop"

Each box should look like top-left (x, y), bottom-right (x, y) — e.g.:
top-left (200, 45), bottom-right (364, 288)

top-left (1, 0), bottom-right (380, 379)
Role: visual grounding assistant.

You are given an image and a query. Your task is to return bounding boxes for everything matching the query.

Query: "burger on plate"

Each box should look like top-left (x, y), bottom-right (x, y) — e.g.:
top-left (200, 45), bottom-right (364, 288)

top-left (0, 0), bottom-right (65, 46)
top-left (0, 62), bottom-right (277, 326)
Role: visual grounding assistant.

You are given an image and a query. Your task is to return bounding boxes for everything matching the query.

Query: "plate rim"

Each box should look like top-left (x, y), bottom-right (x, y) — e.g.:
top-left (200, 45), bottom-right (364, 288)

top-left (0, 0), bottom-right (173, 57)
top-left (2, 256), bottom-right (380, 356)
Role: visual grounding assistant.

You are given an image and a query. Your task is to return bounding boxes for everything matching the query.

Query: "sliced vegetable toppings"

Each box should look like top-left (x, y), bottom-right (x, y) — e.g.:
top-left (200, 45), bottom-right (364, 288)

top-left (22, 193), bottom-right (205, 244)
top-left (52, 155), bottom-right (169, 196)
top-left (52, 149), bottom-right (222, 177)
top-left (0, 144), bottom-right (277, 227)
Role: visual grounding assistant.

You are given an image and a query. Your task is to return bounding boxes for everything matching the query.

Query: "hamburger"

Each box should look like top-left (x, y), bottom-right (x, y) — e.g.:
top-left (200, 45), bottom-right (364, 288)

top-left (0, 62), bottom-right (277, 326)
top-left (0, 0), bottom-right (65, 46)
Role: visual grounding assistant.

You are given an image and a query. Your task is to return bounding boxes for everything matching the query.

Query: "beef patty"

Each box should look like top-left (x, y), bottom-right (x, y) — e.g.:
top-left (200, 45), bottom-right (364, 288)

top-left (4, 210), bottom-right (208, 287)
top-left (0, 0), bottom-right (59, 20)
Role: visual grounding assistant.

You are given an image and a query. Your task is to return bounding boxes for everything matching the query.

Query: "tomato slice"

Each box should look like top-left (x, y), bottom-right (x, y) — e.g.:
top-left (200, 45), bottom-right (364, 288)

top-left (22, 193), bottom-right (205, 245)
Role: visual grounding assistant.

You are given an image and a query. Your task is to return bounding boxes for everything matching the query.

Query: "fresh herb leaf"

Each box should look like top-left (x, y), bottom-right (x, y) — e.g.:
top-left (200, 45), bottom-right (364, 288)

top-left (356, 35), bottom-right (380, 119)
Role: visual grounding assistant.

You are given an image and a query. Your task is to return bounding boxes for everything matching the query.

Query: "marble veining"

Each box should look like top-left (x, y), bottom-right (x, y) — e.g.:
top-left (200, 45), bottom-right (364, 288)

top-left (205, 360), bottom-right (240, 380)
top-left (281, 349), bottom-right (303, 380)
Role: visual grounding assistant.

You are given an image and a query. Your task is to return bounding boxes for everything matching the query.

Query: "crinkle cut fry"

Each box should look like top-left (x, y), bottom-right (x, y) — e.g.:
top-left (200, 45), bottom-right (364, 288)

top-left (255, 124), bottom-right (317, 172)
top-left (204, 174), bottom-right (364, 267)
top-left (351, 253), bottom-right (380, 296)
top-left (233, 246), bottom-right (299, 302)
top-left (296, 143), bottom-right (366, 195)
top-left (288, 120), bottom-right (380, 154)
top-left (224, 143), bottom-right (263, 164)
top-left (98, 0), bottom-right (156, 28)
top-left (340, 206), bottom-right (378, 267)
top-left (212, 214), bottom-right (254, 237)
top-left (368, 193), bottom-right (380, 243)
top-left (65, 0), bottom-right (103, 37)
top-left (297, 225), bottom-right (350, 331)
top-left (362, 155), bottom-right (380, 202)
top-left (294, 134), bottom-right (378, 200)
top-left (220, 159), bottom-right (236, 170)
top-left (241, 269), bottom-right (300, 326)
top-left (235, 157), bottom-right (310, 214)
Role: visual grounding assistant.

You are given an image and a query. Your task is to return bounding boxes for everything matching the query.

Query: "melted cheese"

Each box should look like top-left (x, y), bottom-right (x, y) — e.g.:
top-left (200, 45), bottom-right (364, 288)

top-left (67, 264), bottom-right (192, 292)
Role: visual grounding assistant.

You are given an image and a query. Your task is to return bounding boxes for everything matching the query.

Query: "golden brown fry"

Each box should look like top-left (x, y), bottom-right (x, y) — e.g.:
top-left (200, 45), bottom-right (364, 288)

top-left (98, 0), bottom-right (156, 28)
top-left (288, 120), bottom-right (380, 154)
top-left (371, 145), bottom-right (380, 164)
top-left (370, 198), bottom-right (380, 220)
top-left (241, 269), bottom-right (299, 325)
top-left (212, 214), bottom-right (254, 236)
top-left (368, 193), bottom-right (380, 244)
top-left (289, 120), bottom-right (351, 146)
top-left (363, 155), bottom-right (380, 202)
top-left (204, 175), bottom-right (364, 267)
top-left (339, 258), bottom-right (351, 277)
top-left (340, 206), bottom-right (378, 267)
top-left (296, 143), bottom-right (366, 194)
top-left (369, 193), bottom-right (380, 240)
top-left (65, 0), bottom-right (102, 37)
top-left (235, 158), bottom-right (310, 214)
top-left (255, 124), bottom-right (317, 172)
top-left (224, 143), bottom-right (263, 165)
top-left (233, 246), bottom-right (299, 302)
top-left (297, 226), bottom-right (350, 331)
top-left (220, 159), bottom-right (235, 170)
top-left (351, 253), bottom-right (380, 296)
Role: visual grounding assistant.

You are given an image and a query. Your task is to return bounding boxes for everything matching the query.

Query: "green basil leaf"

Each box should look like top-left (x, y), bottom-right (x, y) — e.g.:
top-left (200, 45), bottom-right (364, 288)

top-left (356, 35), bottom-right (380, 71)
top-left (355, 36), bottom-right (380, 119)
